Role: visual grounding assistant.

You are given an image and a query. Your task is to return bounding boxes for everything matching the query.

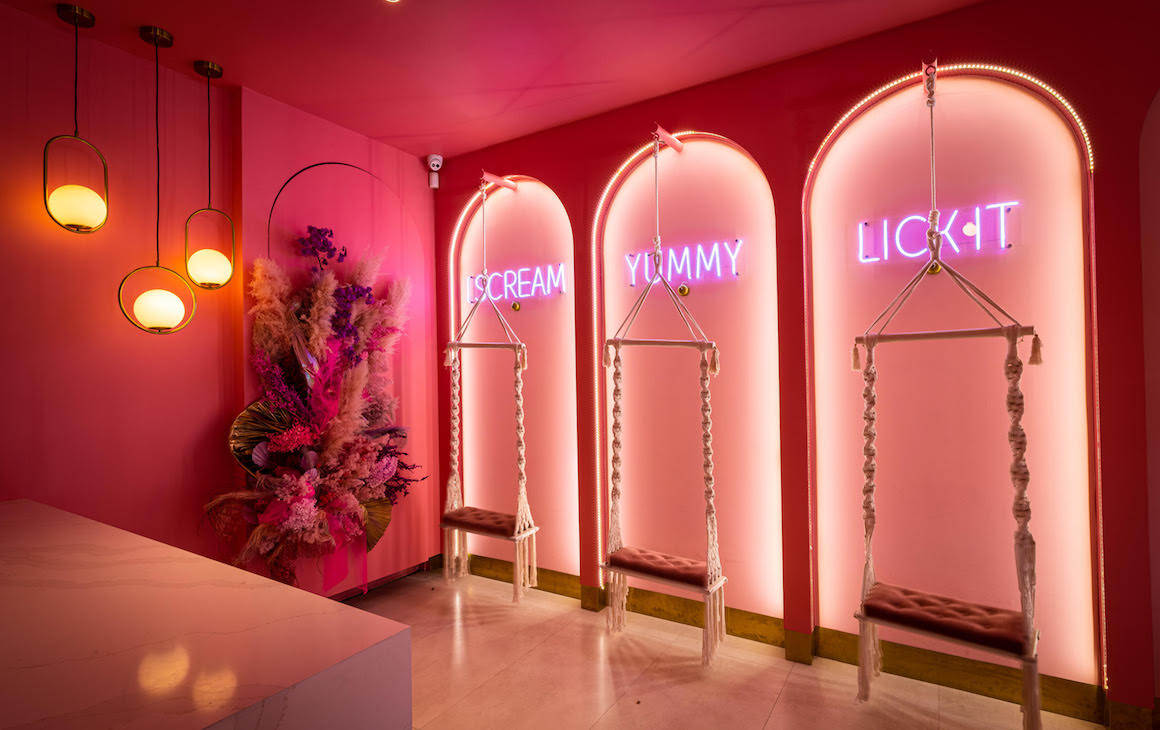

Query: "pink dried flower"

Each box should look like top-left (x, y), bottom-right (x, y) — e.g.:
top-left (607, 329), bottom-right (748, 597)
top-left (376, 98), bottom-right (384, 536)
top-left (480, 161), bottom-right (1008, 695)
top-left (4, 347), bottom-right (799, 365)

top-left (269, 424), bottom-right (316, 452)
top-left (274, 468), bottom-right (319, 501)
top-left (283, 498), bottom-right (320, 532)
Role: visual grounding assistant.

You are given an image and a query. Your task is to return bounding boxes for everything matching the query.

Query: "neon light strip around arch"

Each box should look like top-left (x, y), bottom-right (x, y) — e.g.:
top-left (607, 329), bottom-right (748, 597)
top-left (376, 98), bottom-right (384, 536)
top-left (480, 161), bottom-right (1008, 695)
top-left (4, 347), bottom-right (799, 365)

top-left (806, 63), bottom-right (1094, 177)
top-left (588, 131), bottom-right (762, 586)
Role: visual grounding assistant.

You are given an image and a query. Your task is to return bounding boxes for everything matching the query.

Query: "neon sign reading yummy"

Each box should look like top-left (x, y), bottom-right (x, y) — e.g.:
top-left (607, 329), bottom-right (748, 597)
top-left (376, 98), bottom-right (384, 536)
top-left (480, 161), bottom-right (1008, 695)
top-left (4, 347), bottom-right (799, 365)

top-left (858, 201), bottom-right (1019, 263)
top-left (625, 239), bottom-right (743, 286)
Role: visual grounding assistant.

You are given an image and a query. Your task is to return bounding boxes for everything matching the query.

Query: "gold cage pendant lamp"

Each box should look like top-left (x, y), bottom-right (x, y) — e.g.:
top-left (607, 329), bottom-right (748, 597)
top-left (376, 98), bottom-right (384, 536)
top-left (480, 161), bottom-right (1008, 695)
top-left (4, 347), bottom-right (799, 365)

top-left (117, 26), bottom-right (196, 334)
top-left (44, 5), bottom-right (108, 233)
top-left (184, 60), bottom-right (235, 289)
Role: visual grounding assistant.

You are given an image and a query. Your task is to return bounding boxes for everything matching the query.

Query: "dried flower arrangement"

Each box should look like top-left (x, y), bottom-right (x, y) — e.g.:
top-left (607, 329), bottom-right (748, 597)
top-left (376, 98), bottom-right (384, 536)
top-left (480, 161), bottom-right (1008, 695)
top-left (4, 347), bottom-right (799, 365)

top-left (207, 226), bottom-right (422, 587)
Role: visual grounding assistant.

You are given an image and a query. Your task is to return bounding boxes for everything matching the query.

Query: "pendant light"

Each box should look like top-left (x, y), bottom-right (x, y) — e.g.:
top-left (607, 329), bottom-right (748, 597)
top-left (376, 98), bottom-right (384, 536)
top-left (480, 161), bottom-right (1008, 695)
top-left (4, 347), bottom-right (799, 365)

top-left (44, 5), bottom-right (108, 233)
top-left (185, 60), bottom-right (235, 289)
top-left (117, 26), bottom-right (195, 334)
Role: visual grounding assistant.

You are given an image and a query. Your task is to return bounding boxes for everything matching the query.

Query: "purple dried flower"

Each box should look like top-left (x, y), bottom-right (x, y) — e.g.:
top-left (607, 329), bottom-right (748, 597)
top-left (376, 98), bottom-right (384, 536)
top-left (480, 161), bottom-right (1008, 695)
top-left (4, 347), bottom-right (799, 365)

top-left (296, 226), bottom-right (347, 271)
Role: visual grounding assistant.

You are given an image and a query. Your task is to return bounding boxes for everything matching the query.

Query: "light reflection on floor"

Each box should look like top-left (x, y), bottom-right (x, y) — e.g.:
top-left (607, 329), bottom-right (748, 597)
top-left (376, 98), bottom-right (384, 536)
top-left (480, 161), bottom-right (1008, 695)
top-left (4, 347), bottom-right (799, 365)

top-left (348, 571), bottom-right (1101, 729)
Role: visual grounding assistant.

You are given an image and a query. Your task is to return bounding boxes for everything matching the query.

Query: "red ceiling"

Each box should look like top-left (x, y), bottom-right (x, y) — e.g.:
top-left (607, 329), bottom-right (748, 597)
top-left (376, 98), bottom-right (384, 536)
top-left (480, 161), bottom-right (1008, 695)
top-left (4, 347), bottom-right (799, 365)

top-left (6, 0), bottom-right (977, 157)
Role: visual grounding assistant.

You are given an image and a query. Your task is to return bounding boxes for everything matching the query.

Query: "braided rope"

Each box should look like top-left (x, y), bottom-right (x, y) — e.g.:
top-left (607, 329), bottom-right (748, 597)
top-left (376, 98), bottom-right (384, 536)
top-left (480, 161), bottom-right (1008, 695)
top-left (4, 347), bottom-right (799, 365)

top-left (860, 341), bottom-right (878, 599)
top-left (1005, 330), bottom-right (1036, 639)
top-left (857, 338), bottom-right (881, 701)
top-left (514, 347), bottom-right (533, 533)
top-left (608, 345), bottom-right (624, 554)
top-left (701, 348), bottom-right (721, 584)
top-left (443, 346), bottom-right (468, 581)
top-left (445, 347), bottom-right (463, 513)
top-left (701, 346), bottom-right (725, 667)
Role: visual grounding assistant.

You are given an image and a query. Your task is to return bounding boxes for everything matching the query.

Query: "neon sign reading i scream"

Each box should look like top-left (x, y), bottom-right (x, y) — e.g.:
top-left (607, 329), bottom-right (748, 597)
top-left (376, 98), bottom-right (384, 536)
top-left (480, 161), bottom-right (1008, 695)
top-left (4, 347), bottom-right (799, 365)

top-left (465, 263), bottom-right (566, 303)
top-left (857, 200), bottom-right (1019, 264)
top-left (625, 239), bottom-right (743, 286)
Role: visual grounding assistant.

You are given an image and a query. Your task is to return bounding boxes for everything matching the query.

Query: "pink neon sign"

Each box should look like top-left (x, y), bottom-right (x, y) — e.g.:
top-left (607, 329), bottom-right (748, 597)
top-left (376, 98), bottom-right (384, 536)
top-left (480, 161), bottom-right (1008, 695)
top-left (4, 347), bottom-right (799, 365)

top-left (465, 263), bottom-right (566, 303)
top-left (857, 200), bottom-right (1019, 263)
top-left (624, 239), bottom-right (743, 286)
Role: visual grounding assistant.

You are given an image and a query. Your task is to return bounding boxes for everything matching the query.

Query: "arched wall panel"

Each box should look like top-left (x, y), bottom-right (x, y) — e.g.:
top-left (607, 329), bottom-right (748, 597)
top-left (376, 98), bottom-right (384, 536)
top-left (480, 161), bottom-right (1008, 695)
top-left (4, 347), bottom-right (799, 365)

top-left (596, 133), bottom-right (783, 617)
top-left (452, 177), bottom-right (580, 574)
top-left (808, 75), bottom-right (1096, 683)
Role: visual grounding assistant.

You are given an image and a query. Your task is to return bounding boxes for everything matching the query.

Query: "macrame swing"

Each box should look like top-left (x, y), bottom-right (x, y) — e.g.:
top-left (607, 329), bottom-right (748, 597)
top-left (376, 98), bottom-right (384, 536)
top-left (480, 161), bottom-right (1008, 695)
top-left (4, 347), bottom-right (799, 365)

top-left (851, 63), bottom-right (1043, 730)
top-left (603, 127), bottom-right (726, 667)
top-left (442, 174), bottom-right (538, 603)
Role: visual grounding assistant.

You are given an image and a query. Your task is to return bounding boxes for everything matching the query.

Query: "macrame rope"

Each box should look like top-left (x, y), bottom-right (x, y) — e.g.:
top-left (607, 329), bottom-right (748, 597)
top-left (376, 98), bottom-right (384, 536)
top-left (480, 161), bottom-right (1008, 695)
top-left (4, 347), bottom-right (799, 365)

top-left (442, 347), bottom-right (469, 581)
top-left (850, 64), bottom-right (1041, 725)
top-left (603, 130), bottom-right (723, 665)
top-left (443, 178), bottom-right (537, 599)
top-left (608, 344), bottom-right (624, 555)
top-left (1005, 329), bottom-right (1041, 730)
top-left (701, 347), bottom-right (725, 666)
top-left (856, 337), bottom-right (881, 701)
top-left (512, 345), bottom-right (537, 602)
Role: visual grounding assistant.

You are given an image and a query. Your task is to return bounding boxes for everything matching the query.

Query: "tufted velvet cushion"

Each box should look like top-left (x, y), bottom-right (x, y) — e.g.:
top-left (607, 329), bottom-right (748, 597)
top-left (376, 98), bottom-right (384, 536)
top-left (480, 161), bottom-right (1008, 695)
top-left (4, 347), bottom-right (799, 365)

top-left (862, 583), bottom-right (1028, 656)
top-left (442, 506), bottom-right (516, 537)
top-left (608, 546), bottom-right (709, 587)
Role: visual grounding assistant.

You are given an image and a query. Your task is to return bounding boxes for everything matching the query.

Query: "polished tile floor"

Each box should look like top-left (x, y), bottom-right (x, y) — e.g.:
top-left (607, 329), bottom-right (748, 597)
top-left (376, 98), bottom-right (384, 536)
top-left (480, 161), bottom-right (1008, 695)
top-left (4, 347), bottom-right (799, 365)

top-left (348, 571), bottom-right (1101, 729)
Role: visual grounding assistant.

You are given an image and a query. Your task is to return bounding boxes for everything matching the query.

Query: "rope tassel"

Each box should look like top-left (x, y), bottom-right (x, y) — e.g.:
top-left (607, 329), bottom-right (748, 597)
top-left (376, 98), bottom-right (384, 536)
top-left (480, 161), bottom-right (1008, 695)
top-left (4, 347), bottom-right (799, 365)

top-left (851, 344), bottom-right (861, 371)
top-left (1029, 334), bottom-right (1043, 365)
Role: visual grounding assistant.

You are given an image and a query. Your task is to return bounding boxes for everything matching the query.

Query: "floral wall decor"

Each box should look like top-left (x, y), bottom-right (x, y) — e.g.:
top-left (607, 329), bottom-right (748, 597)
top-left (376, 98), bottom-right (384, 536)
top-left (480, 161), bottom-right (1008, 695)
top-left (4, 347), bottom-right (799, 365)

top-left (208, 226), bottom-right (423, 588)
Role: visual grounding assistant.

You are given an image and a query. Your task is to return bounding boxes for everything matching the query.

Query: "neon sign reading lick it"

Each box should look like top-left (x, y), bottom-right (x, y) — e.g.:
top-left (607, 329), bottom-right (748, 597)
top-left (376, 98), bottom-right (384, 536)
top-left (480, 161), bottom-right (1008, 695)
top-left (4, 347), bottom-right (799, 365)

top-left (625, 239), bottom-right (743, 286)
top-left (465, 263), bottom-right (566, 303)
top-left (858, 200), bottom-right (1019, 264)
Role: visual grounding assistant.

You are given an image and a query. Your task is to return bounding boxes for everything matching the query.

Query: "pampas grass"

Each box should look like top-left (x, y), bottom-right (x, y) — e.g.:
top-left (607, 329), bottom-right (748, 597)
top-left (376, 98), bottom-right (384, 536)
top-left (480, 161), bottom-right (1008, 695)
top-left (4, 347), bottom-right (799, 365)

top-left (249, 258), bottom-right (292, 361)
top-left (322, 358), bottom-right (369, 461)
top-left (304, 270), bottom-right (338, 360)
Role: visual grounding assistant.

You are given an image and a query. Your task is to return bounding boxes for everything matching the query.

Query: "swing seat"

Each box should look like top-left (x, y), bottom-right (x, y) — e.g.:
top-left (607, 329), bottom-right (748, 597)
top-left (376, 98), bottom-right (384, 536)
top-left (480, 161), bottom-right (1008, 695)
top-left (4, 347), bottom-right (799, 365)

top-left (608, 546), bottom-right (709, 587)
top-left (442, 506), bottom-right (517, 538)
top-left (861, 582), bottom-right (1029, 657)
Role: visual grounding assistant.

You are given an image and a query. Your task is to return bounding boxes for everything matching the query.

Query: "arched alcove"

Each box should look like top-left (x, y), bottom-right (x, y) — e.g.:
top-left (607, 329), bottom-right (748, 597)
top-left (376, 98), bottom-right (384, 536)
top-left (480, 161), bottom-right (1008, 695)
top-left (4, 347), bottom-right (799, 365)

top-left (593, 132), bottom-right (782, 618)
top-left (451, 176), bottom-right (580, 575)
top-left (806, 68), bottom-right (1097, 684)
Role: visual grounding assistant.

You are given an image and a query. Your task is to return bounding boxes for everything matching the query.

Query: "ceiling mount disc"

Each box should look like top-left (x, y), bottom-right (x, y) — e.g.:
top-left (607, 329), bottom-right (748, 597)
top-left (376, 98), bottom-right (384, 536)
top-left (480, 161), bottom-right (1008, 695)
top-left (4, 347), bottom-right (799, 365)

top-left (139, 25), bottom-right (174, 48)
top-left (193, 60), bottom-right (223, 79)
top-left (55, 4), bottom-right (95, 28)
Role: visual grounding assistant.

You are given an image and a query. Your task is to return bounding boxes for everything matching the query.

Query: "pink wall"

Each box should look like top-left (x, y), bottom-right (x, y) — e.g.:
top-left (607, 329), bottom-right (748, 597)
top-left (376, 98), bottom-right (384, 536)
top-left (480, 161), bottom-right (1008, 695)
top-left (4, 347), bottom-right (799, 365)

top-left (0, 4), bottom-right (244, 559)
top-left (452, 178), bottom-right (580, 574)
top-left (1140, 90), bottom-right (1160, 698)
top-left (0, 4), bottom-right (439, 595)
top-left (598, 136), bottom-right (782, 617)
top-left (239, 88), bottom-right (440, 595)
top-left (809, 77), bottom-right (1094, 683)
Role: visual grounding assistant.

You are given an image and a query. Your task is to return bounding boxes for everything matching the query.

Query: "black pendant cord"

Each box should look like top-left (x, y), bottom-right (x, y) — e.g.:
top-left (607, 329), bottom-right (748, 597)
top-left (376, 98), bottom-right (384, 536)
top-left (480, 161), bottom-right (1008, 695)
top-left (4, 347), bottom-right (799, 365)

top-left (206, 72), bottom-right (212, 208)
top-left (72, 17), bottom-right (79, 137)
top-left (154, 41), bottom-right (160, 268)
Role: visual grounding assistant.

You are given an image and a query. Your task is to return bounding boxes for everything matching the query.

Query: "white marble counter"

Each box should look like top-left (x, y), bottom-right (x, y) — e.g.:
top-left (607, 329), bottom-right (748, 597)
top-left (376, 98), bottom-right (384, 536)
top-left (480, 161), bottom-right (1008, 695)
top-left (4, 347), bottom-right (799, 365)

top-left (0, 499), bottom-right (411, 729)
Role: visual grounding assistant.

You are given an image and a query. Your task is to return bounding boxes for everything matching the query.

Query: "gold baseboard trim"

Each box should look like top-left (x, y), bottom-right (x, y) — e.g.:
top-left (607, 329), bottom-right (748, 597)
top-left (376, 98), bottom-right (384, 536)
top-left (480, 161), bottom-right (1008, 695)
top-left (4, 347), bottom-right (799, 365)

top-left (815, 627), bottom-right (1104, 724)
top-left (784, 628), bottom-right (813, 664)
top-left (624, 586), bottom-right (785, 646)
top-left (467, 554), bottom-right (582, 600)
top-left (581, 585), bottom-right (606, 611)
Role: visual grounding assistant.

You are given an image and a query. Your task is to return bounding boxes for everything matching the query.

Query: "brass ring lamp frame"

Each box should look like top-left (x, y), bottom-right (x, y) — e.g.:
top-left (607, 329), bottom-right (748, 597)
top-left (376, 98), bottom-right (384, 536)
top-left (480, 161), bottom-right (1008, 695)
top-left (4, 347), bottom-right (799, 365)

top-left (44, 5), bottom-right (109, 233)
top-left (119, 25), bottom-right (196, 335)
top-left (185, 59), bottom-right (236, 289)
